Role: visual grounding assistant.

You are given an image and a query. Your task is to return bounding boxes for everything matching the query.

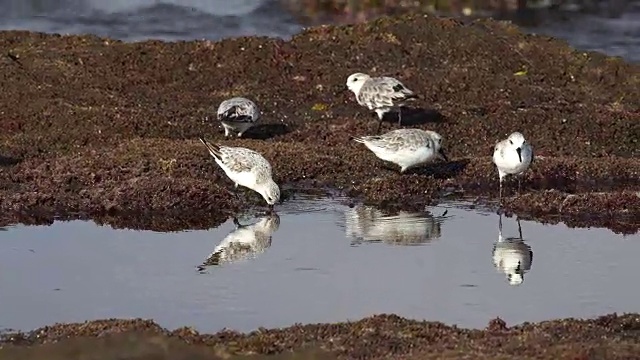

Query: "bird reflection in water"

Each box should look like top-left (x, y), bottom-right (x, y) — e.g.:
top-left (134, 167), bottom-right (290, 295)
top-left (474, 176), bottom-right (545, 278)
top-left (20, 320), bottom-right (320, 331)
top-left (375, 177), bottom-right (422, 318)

top-left (197, 213), bottom-right (280, 271)
top-left (492, 214), bottom-right (533, 286)
top-left (344, 205), bottom-right (448, 246)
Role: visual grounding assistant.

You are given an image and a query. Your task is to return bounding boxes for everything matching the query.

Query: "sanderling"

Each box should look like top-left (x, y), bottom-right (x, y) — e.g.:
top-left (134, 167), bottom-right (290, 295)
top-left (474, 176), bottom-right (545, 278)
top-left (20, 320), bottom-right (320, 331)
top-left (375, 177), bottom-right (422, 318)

top-left (199, 137), bottom-right (280, 210)
top-left (216, 97), bottom-right (260, 137)
top-left (352, 128), bottom-right (448, 173)
top-left (346, 72), bottom-right (418, 132)
top-left (492, 214), bottom-right (532, 286)
top-left (198, 213), bottom-right (280, 268)
top-left (492, 131), bottom-right (533, 199)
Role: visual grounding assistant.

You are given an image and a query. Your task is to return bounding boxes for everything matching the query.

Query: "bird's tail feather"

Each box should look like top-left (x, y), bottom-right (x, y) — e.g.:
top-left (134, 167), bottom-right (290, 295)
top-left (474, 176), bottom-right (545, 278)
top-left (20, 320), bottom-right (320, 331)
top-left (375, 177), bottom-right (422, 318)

top-left (350, 136), bottom-right (367, 144)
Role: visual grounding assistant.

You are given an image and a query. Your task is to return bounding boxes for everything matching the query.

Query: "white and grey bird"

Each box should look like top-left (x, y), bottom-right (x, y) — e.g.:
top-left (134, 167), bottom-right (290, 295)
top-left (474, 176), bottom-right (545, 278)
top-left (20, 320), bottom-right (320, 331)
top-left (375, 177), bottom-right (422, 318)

top-left (352, 128), bottom-right (448, 173)
top-left (344, 205), bottom-right (445, 246)
top-left (199, 137), bottom-right (280, 210)
top-left (492, 131), bottom-right (534, 199)
top-left (198, 214), bottom-right (280, 268)
top-left (346, 72), bottom-right (418, 132)
top-left (492, 214), bottom-right (533, 286)
top-left (216, 97), bottom-right (260, 138)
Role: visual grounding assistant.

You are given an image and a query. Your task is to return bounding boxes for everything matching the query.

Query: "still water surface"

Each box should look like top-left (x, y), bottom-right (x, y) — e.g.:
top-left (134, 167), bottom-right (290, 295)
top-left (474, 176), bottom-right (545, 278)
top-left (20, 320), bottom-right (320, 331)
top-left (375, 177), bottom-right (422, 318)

top-left (0, 198), bottom-right (638, 333)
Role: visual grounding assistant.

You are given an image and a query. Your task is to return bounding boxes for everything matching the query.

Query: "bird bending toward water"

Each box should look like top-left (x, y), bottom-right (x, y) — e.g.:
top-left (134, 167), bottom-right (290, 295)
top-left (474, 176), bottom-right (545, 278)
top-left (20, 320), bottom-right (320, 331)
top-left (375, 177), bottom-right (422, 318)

top-left (352, 128), bottom-right (448, 173)
top-left (492, 132), bottom-right (533, 200)
top-left (199, 137), bottom-right (280, 210)
top-left (346, 72), bottom-right (418, 132)
top-left (216, 97), bottom-right (260, 138)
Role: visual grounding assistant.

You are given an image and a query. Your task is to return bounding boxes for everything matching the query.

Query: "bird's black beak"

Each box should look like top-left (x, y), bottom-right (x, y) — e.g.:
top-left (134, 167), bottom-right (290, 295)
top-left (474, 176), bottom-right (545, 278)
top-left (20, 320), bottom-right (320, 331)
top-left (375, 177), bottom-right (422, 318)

top-left (438, 148), bottom-right (449, 162)
top-left (516, 147), bottom-right (522, 163)
top-left (268, 204), bottom-right (274, 214)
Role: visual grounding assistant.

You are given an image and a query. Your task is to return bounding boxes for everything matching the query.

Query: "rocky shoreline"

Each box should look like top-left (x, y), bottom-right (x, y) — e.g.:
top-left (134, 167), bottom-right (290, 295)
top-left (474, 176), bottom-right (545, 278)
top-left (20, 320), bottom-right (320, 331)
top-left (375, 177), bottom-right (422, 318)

top-left (3, 313), bottom-right (640, 359)
top-left (1, 13), bottom-right (639, 358)
top-left (0, 14), bottom-right (638, 233)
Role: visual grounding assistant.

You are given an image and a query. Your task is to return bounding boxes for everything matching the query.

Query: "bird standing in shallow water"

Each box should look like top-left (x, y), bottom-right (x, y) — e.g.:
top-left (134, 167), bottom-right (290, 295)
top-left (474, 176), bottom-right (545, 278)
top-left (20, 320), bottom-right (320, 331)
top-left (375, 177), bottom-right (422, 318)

top-left (492, 132), bottom-right (533, 201)
top-left (352, 128), bottom-right (449, 173)
top-left (215, 97), bottom-right (260, 138)
top-left (199, 137), bottom-right (280, 211)
top-left (346, 72), bottom-right (418, 132)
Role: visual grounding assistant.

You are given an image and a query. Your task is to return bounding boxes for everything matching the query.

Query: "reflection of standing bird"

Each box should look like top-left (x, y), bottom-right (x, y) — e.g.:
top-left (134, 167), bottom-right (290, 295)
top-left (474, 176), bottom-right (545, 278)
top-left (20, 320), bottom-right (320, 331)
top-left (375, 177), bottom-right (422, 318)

top-left (216, 97), bottom-right (260, 138)
top-left (199, 214), bottom-right (280, 268)
top-left (346, 72), bottom-right (418, 132)
top-left (352, 128), bottom-right (448, 173)
top-left (344, 205), bottom-right (445, 245)
top-left (492, 214), bottom-right (533, 286)
top-left (492, 132), bottom-right (534, 200)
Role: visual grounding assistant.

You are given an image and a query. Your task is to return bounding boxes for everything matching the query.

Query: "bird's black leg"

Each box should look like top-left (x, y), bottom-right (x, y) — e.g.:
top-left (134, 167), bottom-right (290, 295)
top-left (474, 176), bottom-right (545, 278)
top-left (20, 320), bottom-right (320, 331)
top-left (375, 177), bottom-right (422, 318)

top-left (517, 177), bottom-right (522, 195)
top-left (397, 108), bottom-right (403, 126)
top-left (232, 186), bottom-right (242, 201)
top-left (376, 119), bottom-right (384, 133)
top-left (516, 216), bottom-right (523, 239)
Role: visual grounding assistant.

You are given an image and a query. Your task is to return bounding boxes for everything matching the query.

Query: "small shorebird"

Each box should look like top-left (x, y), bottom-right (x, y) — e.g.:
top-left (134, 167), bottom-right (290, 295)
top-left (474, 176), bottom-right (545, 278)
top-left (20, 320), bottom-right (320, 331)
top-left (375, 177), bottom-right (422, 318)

top-left (215, 97), bottom-right (260, 138)
top-left (492, 132), bottom-right (533, 200)
top-left (346, 72), bottom-right (418, 132)
top-left (199, 137), bottom-right (280, 210)
top-left (352, 128), bottom-right (448, 173)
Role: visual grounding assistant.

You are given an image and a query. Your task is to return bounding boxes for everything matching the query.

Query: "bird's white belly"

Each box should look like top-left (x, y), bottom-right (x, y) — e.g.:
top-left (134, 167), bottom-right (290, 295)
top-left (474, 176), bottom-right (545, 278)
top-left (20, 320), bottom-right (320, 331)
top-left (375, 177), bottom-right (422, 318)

top-left (377, 147), bottom-right (432, 168)
top-left (216, 160), bottom-right (257, 189)
top-left (494, 152), bottom-right (529, 175)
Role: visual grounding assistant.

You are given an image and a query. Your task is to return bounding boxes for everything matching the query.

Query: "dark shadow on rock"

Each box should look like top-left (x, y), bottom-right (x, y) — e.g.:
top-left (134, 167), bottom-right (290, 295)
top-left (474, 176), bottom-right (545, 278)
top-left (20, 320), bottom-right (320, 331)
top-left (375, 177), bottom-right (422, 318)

top-left (0, 155), bottom-right (21, 167)
top-left (382, 107), bottom-right (446, 127)
top-left (406, 158), bottom-right (470, 179)
top-left (243, 123), bottom-right (290, 140)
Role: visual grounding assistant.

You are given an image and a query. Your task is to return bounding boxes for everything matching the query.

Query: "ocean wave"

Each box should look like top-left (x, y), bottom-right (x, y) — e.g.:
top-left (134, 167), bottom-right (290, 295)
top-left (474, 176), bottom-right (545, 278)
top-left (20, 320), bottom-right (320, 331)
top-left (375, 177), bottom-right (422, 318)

top-left (0, 0), bottom-right (268, 17)
top-left (0, 0), bottom-right (302, 41)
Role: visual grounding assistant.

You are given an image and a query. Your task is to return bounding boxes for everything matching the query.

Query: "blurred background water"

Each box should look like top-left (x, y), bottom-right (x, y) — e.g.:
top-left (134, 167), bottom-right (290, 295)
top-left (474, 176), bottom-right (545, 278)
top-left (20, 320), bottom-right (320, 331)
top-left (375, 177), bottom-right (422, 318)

top-left (0, 0), bottom-right (637, 61)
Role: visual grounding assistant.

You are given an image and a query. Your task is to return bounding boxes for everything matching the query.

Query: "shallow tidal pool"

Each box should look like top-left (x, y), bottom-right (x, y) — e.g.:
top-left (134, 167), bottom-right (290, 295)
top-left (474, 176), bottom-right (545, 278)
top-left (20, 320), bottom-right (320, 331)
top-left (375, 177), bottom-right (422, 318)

top-left (0, 196), bottom-right (638, 333)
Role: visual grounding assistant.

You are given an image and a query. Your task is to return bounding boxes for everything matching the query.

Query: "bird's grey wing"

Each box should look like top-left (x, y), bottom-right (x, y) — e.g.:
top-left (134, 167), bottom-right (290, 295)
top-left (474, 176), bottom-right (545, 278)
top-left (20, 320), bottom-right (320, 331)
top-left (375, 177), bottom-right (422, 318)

top-left (219, 147), bottom-right (260, 173)
top-left (384, 129), bottom-right (427, 151)
top-left (358, 80), bottom-right (398, 108)
top-left (404, 129), bottom-right (432, 150)
top-left (378, 77), bottom-right (416, 99)
top-left (218, 98), bottom-right (259, 123)
top-left (366, 131), bottom-right (410, 152)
